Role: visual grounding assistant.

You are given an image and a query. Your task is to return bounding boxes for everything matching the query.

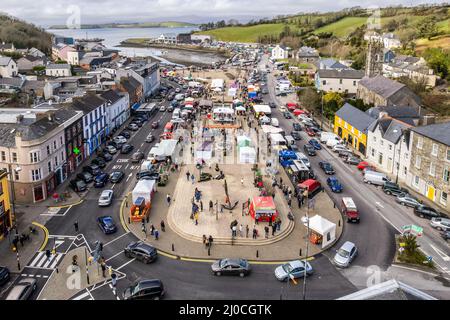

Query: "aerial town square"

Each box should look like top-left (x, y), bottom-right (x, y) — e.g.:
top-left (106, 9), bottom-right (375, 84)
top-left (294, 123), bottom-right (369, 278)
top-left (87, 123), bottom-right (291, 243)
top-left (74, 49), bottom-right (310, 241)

top-left (0, 0), bottom-right (450, 307)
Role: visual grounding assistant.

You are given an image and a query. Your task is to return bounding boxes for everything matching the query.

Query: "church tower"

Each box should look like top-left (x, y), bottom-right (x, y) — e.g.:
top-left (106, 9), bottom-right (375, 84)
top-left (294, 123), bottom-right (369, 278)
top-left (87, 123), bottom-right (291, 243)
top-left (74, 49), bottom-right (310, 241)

top-left (365, 38), bottom-right (383, 77)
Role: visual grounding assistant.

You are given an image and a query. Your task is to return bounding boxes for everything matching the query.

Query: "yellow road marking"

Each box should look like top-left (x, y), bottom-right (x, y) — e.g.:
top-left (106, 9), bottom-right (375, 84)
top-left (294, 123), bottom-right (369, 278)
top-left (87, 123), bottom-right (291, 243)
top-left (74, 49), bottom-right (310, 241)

top-left (48, 200), bottom-right (83, 209)
top-left (119, 194), bottom-right (131, 233)
top-left (32, 222), bottom-right (49, 252)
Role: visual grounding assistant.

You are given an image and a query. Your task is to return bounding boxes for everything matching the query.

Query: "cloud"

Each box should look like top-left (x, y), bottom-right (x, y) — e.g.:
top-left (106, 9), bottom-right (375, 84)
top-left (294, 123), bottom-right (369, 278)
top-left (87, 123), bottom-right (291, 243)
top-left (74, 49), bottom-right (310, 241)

top-left (0, 0), bottom-right (439, 26)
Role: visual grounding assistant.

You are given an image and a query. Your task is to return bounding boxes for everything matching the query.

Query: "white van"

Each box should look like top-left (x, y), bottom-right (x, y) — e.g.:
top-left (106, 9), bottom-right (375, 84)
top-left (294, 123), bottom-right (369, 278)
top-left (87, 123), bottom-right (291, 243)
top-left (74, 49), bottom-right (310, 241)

top-left (363, 171), bottom-right (390, 186)
top-left (285, 135), bottom-right (295, 146)
top-left (271, 118), bottom-right (280, 127)
top-left (326, 138), bottom-right (342, 148)
top-left (320, 132), bottom-right (339, 143)
top-left (295, 152), bottom-right (310, 168)
top-left (172, 108), bottom-right (181, 119)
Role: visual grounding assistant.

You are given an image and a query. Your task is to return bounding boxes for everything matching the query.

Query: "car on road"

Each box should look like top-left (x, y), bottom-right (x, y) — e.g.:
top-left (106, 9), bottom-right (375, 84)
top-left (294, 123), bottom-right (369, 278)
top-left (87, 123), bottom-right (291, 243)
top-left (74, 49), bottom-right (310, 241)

top-left (120, 131), bottom-right (131, 139)
top-left (151, 121), bottom-right (159, 129)
top-left (319, 161), bottom-right (335, 175)
top-left (332, 144), bottom-right (349, 153)
top-left (327, 177), bottom-right (343, 193)
top-left (262, 88), bottom-right (269, 94)
top-left (414, 205), bottom-right (445, 219)
top-left (99, 152), bottom-right (113, 162)
top-left (345, 155), bottom-right (360, 165)
top-left (382, 182), bottom-right (409, 196)
top-left (76, 171), bottom-right (93, 183)
top-left (293, 123), bottom-right (302, 131)
top-left (133, 119), bottom-right (144, 127)
top-left (98, 190), bottom-right (114, 207)
top-left (121, 144), bottom-right (134, 154)
top-left (395, 194), bottom-right (421, 208)
top-left (291, 131), bottom-right (302, 140)
top-left (333, 241), bottom-right (358, 268)
top-left (303, 144), bottom-right (316, 156)
top-left (97, 215), bottom-right (117, 234)
top-left (91, 158), bottom-right (106, 168)
top-left (145, 134), bottom-right (155, 143)
top-left (0, 266), bottom-right (10, 287)
top-left (167, 105), bottom-right (174, 112)
top-left (127, 123), bottom-right (139, 131)
top-left (269, 102), bottom-right (276, 109)
top-left (279, 106), bottom-right (287, 112)
top-left (105, 145), bottom-right (118, 155)
top-left (274, 260), bottom-right (313, 281)
top-left (357, 161), bottom-right (372, 171)
top-left (109, 171), bottom-right (125, 183)
top-left (338, 150), bottom-right (353, 159)
top-left (441, 231), bottom-right (450, 241)
top-left (295, 152), bottom-right (310, 168)
top-left (6, 278), bottom-right (37, 300)
top-left (211, 258), bottom-right (251, 277)
top-left (308, 139), bottom-right (322, 150)
top-left (69, 179), bottom-right (87, 192)
top-left (430, 217), bottom-right (450, 231)
top-left (175, 87), bottom-right (181, 93)
top-left (83, 164), bottom-right (101, 176)
top-left (159, 105), bottom-right (166, 112)
top-left (113, 136), bottom-right (127, 144)
top-left (94, 172), bottom-right (109, 188)
top-left (124, 242), bottom-right (158, 264)
top-left (131, 151), bottom-right (145, 163)
top-left (123, 279), bottom-right (165, 300)
top-left (282, 111), bottom-right (292, 119)
top-left (305, 127), bottom-right (316, 137)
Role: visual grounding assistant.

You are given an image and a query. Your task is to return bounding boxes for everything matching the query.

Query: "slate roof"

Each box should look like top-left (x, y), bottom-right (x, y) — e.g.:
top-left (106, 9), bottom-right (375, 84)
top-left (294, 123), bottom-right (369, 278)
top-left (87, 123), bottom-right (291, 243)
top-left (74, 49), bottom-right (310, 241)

top-left (318, 69), bottom-right (364, 79)
top-left (0, 57), bottom-right (13, 66)
top-left (47, 63), bottom-right (71, 70)
top-left (100, 89), bottom-right (123, 104)
top-left (358, 75), bottom-right (405, 98)
top-left (318, 58), bottom-right (349, 70)
top-left (70, 94), bottom-right (105, 113)
top-left (335, 103), bottom-right (375, 133)
top-left (411, 121), bottom-right (450, 146)
top-left (368, 117), bottom-right (411, 144)
top-left (0, 77), bottom-right (25, 88)
top-left (366, 105), bottom-right (420, 120)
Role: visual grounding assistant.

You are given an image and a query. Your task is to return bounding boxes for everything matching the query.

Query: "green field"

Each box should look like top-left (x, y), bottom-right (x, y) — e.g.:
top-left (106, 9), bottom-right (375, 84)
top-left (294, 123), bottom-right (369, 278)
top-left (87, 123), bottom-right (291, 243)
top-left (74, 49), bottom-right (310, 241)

top-left (313, 17), bottom-right (367, 38)
top-left (437, 19), bottom-right (450, 33)
top-left (195, 23), bottom-right (289, 43)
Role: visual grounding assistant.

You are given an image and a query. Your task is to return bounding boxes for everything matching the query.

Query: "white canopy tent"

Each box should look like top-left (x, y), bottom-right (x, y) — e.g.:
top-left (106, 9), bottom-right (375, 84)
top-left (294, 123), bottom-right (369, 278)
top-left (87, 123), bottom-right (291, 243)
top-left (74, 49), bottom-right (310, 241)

top-left (235, 106), bottom-right (246, 112)
top-left (239, 147), bottom-right (257, 164)
top-left (132, 179), bottom-right (157, 203)
top-left (261, 125), bottom-right (284, 134)
top-left (253, 104), bottom-right (271, 114)
top-left (305, 215), bottom-right (336, 248)
top-left (211, 78), bottom-right (224, 90)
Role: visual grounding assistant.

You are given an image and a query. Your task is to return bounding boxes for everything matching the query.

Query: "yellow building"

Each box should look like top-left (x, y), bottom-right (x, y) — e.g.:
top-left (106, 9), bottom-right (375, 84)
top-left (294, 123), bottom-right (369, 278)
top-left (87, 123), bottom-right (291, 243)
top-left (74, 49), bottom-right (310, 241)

top-left (0, 169), bottom-right (12, 240)
top-left (334, 103), bottom-right (375, 155)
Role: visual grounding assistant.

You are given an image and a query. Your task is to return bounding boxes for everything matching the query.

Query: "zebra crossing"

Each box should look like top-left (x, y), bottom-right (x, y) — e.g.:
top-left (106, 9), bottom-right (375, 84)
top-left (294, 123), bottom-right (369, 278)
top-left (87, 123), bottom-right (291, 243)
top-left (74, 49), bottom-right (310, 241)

top-left (71, 290), bottom-right (94, 300)
top-left (27, 251), bottom-right (64, 269)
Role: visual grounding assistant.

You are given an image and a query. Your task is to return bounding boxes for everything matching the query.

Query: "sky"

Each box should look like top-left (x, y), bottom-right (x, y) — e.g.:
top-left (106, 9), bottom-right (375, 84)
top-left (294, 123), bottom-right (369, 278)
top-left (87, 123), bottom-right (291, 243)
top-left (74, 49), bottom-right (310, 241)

top-left (0, 0), bottom-right (442, 26)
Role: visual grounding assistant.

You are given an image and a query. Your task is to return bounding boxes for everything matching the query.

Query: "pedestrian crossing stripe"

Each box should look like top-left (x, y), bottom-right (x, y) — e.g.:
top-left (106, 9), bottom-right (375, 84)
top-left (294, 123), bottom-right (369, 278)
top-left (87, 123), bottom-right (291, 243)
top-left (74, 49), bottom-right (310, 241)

top-left (28, 251), bottom-right (64, 269)
top-left (117, 159), bottom-right (128, 163)
top-left (72, 291), bottom-right (94, 300)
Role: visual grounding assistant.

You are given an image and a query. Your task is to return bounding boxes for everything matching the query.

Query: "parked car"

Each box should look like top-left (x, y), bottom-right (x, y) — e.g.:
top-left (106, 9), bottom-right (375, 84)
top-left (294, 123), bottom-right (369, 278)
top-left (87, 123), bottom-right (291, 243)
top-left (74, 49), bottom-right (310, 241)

top-left (120, 131), bottom-right (131, 139)
top-left (303, 144), bottom-right (316, 156)
top-left (293, 123), bottom-right (302, 131)
top-left (133, 119), bottom-right (143, 127)
top-left (382, 182), bottom-right (409, 196)
top-left (131, 151), bottom-right (145, 163)
top-left (327, 177), bottom-right (343, 193)
top-left (98, 190), bottom-right (113, 207)
top-left (338, 150), bottom-right (353, 159)
top-left (363, 171), bottom-right (388, 186)
top-left (145, 134), bottom-right (155, 143)
top-left (5, 278), bottom-right (37, 300)
top-left (123, 279), bottom-right (164, 300)
top-left (441, 231), bottom-right (450, 241)
top-left (357, 161), bottom-right (371, 171)
top-left (94, 173), bottom-right (108, 188)
top-left (91, 158), bottom-right (106, 168)
top-left (274, 260), bottom-right (313, 281)
top-left (319, 161), bottom-right (335, 175)
top-left (128, 123), bottom-right (139, 131)
top-left (333, 241), bottom-right (358, 268)
top-left (414, 205), bottom-right (445, 219)
top-left (99, 152), bottom-right (113, 162)
top-left (0, 266), bottom-right (10, 287)
top-left (70, 179), bottom-right (87, 192)
top-left (305, 127), bottom-right (316, 137)
top-left (159, 105), bottom-right (166, 112)
top-left (97, 215), bottom-right (117, 234)
top-left (332, 144), bottom-right (349, 153)
top-left (308, 139), bottom-right (322, 150)
top-left (430, 217), bottom-right (450, 231)
top-left (121, 144), bottom-right (134, 154)
top-left (395, 194), bottom-right (422, 208)
top-left (291, 131), bottom-right (302, 140)
top-left (124, 242), bottom-right (158, 264)
top-left (345, 155), bottom-right (360, 165)
top-left (113, 136), bottom-right (127, 144)
top-left (211, 258), bottom-right (251, 277)
top-left (110, 171), bottom-right (125, 183)
top-left (76, 171), bottom-right (93, 183)
top-left (105, 145), bottom-right (118, 155)
top-left (151, 121), bottom-right (159, 129)
top-left (283, 111), bottom-right (292, 119)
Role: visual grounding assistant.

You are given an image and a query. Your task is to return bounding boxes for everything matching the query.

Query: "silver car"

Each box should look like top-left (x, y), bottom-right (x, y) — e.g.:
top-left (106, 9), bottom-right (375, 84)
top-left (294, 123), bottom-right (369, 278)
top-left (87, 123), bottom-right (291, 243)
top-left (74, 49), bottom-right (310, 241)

top-left (333, 241), bottom-right (357, 268)
top-left (98, 190), bottom-right (113, 206)
top-left (6, 278), bottom-right (37, 300)
top-left (395, 194), bottom-right (421, 208)
top-left (430, 217), bottom-right (450, 231)
top-left (105, 145), bottom-right (117, 154)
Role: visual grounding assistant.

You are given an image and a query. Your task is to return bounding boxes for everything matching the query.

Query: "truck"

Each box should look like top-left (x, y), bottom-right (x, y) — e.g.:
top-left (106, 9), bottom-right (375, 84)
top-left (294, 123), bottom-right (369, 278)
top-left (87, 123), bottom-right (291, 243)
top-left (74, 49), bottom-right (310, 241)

top-left (130, 179), bottom-right (157, 222)
top-left (341, 197), bottom-right (360, 223)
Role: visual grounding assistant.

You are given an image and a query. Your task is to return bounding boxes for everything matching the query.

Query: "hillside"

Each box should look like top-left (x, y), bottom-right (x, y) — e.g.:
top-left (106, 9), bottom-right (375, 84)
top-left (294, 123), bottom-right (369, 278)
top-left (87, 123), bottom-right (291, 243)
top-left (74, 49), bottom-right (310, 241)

top-left (0, 14), bottom-right (52, 53)
top-left (313, 17), bottom-right (367, 38)
top-left (198, 24), bottom-right (294, 43)
top-left (49, 21), bottom-right (197, 29)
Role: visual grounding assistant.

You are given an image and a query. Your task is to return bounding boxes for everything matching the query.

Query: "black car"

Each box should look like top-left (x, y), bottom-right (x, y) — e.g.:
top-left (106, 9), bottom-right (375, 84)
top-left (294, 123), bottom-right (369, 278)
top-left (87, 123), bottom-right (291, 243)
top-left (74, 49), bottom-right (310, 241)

top-left (131, 151), bottom-right (145, 163)
top-left (94, 173), bottom-right (108, 188)
top-left (76, 172), bottom-right (93, 183)
top-left (269, 102), bottom-right (276, 108)
top-left (211, 258), bottom-right (251, 277)
top-left (110, 171), bottom-right (125, 183)
top-left (283, 111), bottom-right (292, 119)
top-left (124, 242), bottom-right (158, 264)
top-left (83, 164), bottom-right (101, 176)
top-left (120, 131), bottom-right (131, 139)
top-left (121, 144), bottom-right (134, 154)
top-left (345, 155), bottom-right (360, 165)
top-left (293, 123), bottom-right (302, 131)
top-left (291, 131), bottom-right (302, 140)
top-left (137, 170), bottom-right (160, 181)
top-left (303, 144), bottom-right (316, 156)
top-left (97, 216), bottom-right (117, 234)
top-left (69, 179), bottom-right (87, 192)
top-left (319, 161), bottom-right (335, 175)
top-left (123, 279), bottom-right (164, 300)
top-left (99, 152), bottom-right (113, 162)
top-left (91, 158), bottom-right (106, 168)
top-left (0, 266), bottom-right (10, 287)
top-left (133, 119), bottom-right (143, 127)
top-left (382, 182), bottom-right (409, 196)
top-left (414, 205), bottom-right (444, 219)
top-left (441, 231), bottom-right (450, 241)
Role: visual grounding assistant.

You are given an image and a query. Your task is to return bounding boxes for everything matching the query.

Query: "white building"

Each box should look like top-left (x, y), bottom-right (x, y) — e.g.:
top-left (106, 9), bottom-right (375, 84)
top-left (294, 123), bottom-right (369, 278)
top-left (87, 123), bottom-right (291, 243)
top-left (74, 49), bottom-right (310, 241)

top-left (315, 69), bottom-right (364, 94)
top-left (46, 64), bottom-right (72, 77)
top-left (271, 45), bottom-right (291, 60)
top-left (364, 32), bottom-right (401, 49)
top-left (366, 115), bottom-right (412, 183)
top-left (100, 89), bottom-right (130, 132)
top-left (116, 60), bottom-right (160, 98)
top-left (0, 57), bottom-right (18, 78)
top-left (156, 33), bottom-right (177, 44)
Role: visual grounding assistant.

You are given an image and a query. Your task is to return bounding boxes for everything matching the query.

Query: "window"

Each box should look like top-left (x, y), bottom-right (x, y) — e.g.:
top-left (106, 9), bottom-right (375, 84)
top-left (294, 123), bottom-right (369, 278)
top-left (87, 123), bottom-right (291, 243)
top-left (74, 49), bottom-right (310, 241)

top-left (14, 170), bottom-right (19, 181)
top-left (84, 116), bottom-right (88, 127)
top-left (60, 136), bottom-right (63, 145)
top-left (403, 166), bottom-right (407, 176)
top-left (95, 109), bottom-right (98, 119)
top-left (12, 152), bottom-right (17, 162)
top-left (322, 80), bottom-right (326, 85)
top-left (378, 152), bottom-right (383, 165)
top-left (53, 141), bottom-right (57, 150)
top-left (371, 148), bottom-right (375, 157)
top-left (388, 144), bottom-right (392, 151)
top-left (441, 192), bottom-right (448, 205)
top-left (0, 182), bottom-right (3, 196)
top-left (339, 79), bottom-right (343, 84)
top-left (414, 175), bottom-right (420, 187)
top-left (353, 81), bottom-right (357, 86)
top-left (417, 136), bottom-right (423, 149)
top-left (415, 155), bottom-right (421, 169)
top-left (48, 161), bottom-right (52, 172)
top-left (432, 144), bottom-right (439, 156)
top-left (381, 140), bottom-right (384, 146)
top-left (447, 149), bottom-right (450, 161)
top-left (443, 168), bottom-right (450, 183)
top-left (1, 151), bottom-right (5, 161)
top-left (373, 136), bottom-right (377, 142)
top-left (429, 162), bottom-right (436, 177)
top-left (55, 156), bottom-right (58, 167)
top-left (61, 151), bottom-right (64, 161)
top-left (30, 151), bottom-right (40, 163)
top-left (31, 168), bottom-right (42, 181)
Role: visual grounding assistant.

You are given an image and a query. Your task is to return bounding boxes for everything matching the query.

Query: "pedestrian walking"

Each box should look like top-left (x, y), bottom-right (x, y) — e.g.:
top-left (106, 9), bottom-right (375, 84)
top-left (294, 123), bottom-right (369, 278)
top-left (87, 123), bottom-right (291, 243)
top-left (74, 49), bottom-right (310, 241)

top-left (200, 200), bottom-right (203, 212)
top-left (209, 200), bottom-right (213, 213)
top-left (202, 234), bottom-right (207, 245)
top-left (186, 171), bottom-right (190, 181)
top-left (272, 224), bottom-right (277, 236)
top-left (166, 194), bottom-right (171, 207)
top-left (287, 198), bottom-right (292, 208)
top-left (154, 229), bottom-right (159, 240)
top-left (208, 235), bottom-right (213, 248)
top-left (264, 226), bottom-right (269, 239)
top-left (150, 224), bottom-right (155, 236)
top-left (194, 212), bottom-right (199, 225)
top-left (246, 225), bottom-right (249, 238)
top-left (191, 174), bottom-right (195, 184)
top-left (19, 235), bottom-right (24, 247)
top-left (160, 220), bottom-right (165, 232)
top-left (232, 225), bottom-right (237, 238)
top-left (277, 219), bottom-right (282, 231)
top-left (252, 227), bottom-right (257, 239)
top-left (241, 178), bottom-right (244, 185)
top-left (239, 224), bottom-right (243, 237)
top-left (74, 221), bottom-right (79, 233)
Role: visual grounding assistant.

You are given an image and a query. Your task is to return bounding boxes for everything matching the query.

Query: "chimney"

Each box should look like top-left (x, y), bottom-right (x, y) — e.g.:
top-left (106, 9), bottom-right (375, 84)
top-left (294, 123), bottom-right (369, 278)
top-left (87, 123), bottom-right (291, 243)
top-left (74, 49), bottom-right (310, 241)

top-left (422, 115), bottom-right (436, 126)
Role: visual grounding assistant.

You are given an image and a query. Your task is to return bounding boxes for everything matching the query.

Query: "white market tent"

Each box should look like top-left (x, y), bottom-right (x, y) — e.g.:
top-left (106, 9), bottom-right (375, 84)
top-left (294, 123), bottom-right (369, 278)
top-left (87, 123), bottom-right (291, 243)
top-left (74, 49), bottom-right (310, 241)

top-left (213, 107), bottom-right (234, 114)
top-left (239, 147), bottom-right (257, 164)
top-left (132, 179), bottom-right (157, 203)
top-left (305, 215), bottom-right (336, 248)
top-left (261, 125), bottom-right (284, 134)
top-left (253, 104), bottom-right (271, 114)
top-left (235, 106), bottom-right (246, 112)
top-left (211, 78), bottom-right (224, 90)
top-left (228, 88), bottom-right (237, 97)
top-left (237, 135), bottom-right (252, 147)
top-left (159, 139), bottom-right (179, 158)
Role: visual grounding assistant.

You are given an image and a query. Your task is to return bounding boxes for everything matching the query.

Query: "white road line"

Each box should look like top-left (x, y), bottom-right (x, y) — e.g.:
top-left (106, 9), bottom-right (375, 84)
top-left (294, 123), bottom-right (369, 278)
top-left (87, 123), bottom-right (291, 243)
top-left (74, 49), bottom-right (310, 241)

top-left (116, 258), bottom-right (136, 271)
top-left (49, 254), bottom-right (63, 269)
top-left (141, 142), bottom-right (144, 147)
top-left (103, 232), bottom-right (130, 248)
top-left (29, 252), bottom-right (45, 267)
top-left (105, 251), bottom-right (124, 263)
top-left (124, 164), bottom-right (129, 170)
top-left (126, 173), bottom-right (132, 182)
top-left (73, 291), bottom-right (90, 300)
top-left (111, 183), bottom-right (116, 190)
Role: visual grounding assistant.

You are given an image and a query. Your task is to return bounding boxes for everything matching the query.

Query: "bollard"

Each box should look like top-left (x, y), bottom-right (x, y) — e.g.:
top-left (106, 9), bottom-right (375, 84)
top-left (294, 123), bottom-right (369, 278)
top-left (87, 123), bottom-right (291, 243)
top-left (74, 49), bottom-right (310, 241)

top-left (333, 202), bottom-right (336, 208)
top-left (172, 243), bottom-right (175, 252)
top-left (208, 247), bottom-right (211, 256)
top-left (128, 217), bottom-right (130, 224)
top-left (338, 220), bottom-right (341, 227)
top-left (256, 250), bottom-right (259, 258)
top-left (299, 249), bottom-right (302, 256)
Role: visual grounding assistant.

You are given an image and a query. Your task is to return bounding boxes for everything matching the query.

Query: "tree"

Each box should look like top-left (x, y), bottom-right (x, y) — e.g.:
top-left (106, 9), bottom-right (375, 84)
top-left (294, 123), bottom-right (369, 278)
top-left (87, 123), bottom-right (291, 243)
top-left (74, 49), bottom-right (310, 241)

top-left (298, 88), bottom-right (320, 113)
top-left (323, 92), bottom-right (344, 119)
top-left (417, 17), bottom-right (439, 40)
top-left (422, 47), bottom-right (450, 79)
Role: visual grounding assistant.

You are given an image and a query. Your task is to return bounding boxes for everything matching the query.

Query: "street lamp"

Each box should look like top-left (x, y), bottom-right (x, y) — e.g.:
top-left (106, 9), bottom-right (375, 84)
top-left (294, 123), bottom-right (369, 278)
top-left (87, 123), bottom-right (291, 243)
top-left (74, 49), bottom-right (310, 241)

top-left (7, 163), bottom-right (22, 271)
top-left (394, 129), bottom-right (406, 185)
top-left (302, 190), bottom-right (310, 300)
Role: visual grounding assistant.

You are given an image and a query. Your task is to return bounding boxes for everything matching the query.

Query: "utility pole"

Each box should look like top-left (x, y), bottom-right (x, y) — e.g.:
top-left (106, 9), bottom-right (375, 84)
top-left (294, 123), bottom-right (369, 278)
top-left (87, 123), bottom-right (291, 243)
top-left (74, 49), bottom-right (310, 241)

top-left (302, 190), bottom-right (309, 300)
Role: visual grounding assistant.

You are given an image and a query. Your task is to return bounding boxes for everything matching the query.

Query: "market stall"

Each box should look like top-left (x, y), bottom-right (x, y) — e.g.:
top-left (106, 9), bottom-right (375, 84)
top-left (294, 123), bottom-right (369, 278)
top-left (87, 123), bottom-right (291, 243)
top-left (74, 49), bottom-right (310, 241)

top-left (304, 215), bottom-right (336, 248)
top-left (212, 107), bottom-right (235, 122)
top-left (239, 146), bottom-right (256, 164)
top-left (249, 196), bottom-right (278, 222)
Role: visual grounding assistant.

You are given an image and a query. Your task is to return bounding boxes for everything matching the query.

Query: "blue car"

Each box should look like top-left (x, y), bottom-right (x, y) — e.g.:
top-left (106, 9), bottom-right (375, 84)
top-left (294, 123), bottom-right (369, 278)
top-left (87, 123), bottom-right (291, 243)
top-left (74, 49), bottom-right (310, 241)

top-left (327, 177), bottom-right (343, 193)
top-left (97, 216), bottom-right (117, 234)
top-left (94, 172), bottom-right (109, 188)
top-left (308, 139), bottom-right (322, 150)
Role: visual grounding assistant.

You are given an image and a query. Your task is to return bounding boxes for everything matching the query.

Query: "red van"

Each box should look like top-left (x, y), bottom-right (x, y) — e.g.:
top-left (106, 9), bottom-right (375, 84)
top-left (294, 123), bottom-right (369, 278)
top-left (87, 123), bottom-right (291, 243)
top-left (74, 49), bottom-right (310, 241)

top-left (341, 197), bottom-right (360, 223)
top-left (298, 179), bottom-right (322, 198)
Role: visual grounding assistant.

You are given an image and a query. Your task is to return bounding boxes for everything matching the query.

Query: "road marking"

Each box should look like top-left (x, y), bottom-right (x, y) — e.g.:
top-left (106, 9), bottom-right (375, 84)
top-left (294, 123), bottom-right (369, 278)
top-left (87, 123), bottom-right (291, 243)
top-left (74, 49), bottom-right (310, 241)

top-left (375, 202), bottom-right (385, 209)
top-left (430, 244), bottom-right (450, 262)
top-left (141, 142), bottom-right (144, 147)
top-left (111, 183), bottom-right (116, 190)
top-left (117, 159), bottom-right (128, 163)
top-left (32, 222), bottom-right (49, 252)
top-left (105, 251), bottom-right (124, 263)
top-left (119, 193), bottom-right (131, 233)
top-left (112, 165), bottom-right (122, 170)
top-left (124, 164), bottom-right (130, 170)
top-left (126, 173), bottom-right (132, 182)
top-left (103, 232), bottom-right (130, 248)
top-left (115, 258), bottom-right (136, 271)
top-left (54, 240), bottom-right (64, 249)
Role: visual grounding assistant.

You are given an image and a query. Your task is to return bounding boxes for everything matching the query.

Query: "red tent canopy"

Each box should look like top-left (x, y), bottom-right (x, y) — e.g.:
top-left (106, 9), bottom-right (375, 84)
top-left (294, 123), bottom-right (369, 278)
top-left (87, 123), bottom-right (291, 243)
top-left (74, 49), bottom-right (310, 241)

top-left (249, 196), bottom-right (278, 222)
